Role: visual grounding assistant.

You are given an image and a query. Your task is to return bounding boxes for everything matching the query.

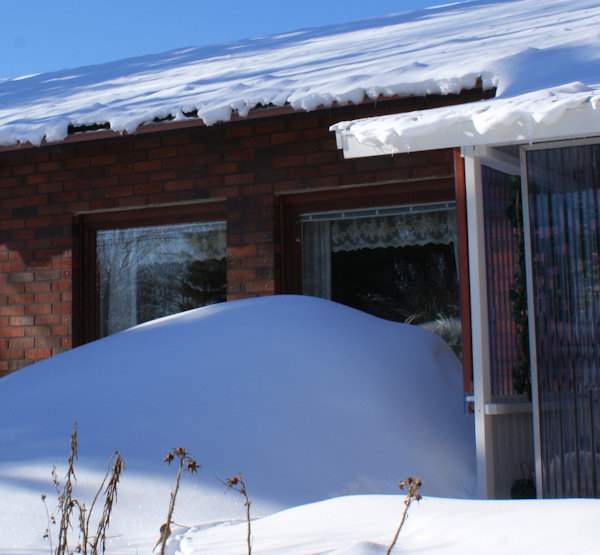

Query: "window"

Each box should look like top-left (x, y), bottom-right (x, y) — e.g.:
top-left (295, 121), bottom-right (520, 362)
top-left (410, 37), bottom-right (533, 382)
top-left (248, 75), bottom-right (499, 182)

top-left (97, 221), bottom-right (226, 336)
top-left (301, 203), bottom-right (462, 355)
top-left (75, 202), bottom-right (227, 343)
top-left (278, 180), bottom-right (467, 358)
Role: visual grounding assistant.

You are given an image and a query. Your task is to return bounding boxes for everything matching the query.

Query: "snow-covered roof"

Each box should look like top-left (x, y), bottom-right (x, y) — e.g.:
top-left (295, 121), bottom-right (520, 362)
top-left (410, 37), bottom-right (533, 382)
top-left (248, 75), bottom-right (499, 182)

top-left (332, 0), bottom-right (600, 156)
top-left (3, 0), bottom-right (599, 148)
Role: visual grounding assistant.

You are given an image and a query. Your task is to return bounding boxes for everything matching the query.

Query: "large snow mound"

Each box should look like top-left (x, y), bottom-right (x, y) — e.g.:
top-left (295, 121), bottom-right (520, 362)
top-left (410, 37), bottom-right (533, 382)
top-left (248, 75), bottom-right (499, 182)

top-left (174, 495), bottom-right (600, 555)
top-left (2, 0), bottom-right (600, 146)
top-left (0, 295), bottom-right (474, 554)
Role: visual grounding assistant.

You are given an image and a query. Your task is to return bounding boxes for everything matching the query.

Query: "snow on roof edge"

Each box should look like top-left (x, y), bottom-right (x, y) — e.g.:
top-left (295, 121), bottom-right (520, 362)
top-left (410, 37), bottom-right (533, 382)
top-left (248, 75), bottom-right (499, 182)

top-left (331, 84), bottom-right (600, 156)
top-left (2, 1), bottom-right (600, 150)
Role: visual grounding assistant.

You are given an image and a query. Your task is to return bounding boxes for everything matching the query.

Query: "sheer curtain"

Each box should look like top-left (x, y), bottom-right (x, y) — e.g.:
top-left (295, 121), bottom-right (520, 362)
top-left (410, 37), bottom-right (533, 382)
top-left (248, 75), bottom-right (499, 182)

top-left (301, 208), bottom-right (457, 300)
top-left (302, 221), bottom-right (332, 299)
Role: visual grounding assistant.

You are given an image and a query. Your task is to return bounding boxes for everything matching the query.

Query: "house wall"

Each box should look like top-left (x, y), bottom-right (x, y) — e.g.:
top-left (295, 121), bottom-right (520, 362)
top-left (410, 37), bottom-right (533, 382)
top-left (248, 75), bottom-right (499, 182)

top-left (0, 90), bottom-right (490, 376)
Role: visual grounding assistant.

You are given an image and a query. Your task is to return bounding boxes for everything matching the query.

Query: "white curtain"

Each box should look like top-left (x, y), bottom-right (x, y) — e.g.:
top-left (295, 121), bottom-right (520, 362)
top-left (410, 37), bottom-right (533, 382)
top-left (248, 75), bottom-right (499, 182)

top-left (302, 221), bottom-right (332, 299)
top-left (330, 210), bottom-right (457, 252)
top-left (301, 209), bottom-right (458, 301)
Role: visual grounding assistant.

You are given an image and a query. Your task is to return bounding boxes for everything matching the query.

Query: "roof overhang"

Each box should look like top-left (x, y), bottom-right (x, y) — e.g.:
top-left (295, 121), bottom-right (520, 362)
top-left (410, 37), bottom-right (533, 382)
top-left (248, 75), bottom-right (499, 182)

top-left (332, 91), bottom-right (600, 157)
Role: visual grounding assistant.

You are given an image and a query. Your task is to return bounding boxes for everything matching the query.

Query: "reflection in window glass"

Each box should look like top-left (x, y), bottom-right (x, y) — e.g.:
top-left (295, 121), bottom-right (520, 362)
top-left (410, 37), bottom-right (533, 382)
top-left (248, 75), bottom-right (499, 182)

top-left (301, 205), bottom-right (461, 355)
top-left (97, 221), bottom-right (226, 336)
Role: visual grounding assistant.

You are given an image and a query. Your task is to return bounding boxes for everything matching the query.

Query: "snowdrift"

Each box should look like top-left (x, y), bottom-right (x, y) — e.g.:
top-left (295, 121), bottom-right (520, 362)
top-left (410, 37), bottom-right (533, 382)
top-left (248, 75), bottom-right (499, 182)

top-left (0, 295), bottom-right (474, 553)
top-left (174, 495), bottom-right (600, 555)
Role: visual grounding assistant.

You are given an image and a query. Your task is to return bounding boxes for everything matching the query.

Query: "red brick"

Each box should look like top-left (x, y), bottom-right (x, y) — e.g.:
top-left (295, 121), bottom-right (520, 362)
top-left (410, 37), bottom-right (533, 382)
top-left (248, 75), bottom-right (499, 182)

top-left (133, 160), bottom-right (162, 172)
top-left (228, 244), bottom-right (257, 258)
top-left (35, 314), bottom-right (62, 325)
top-left (224, 173), bottom-right (254, 186)
top-left (24, 326), bottom-right (51, 337)
top-left (271, 132), bottom-right (299, 145)
top-left (26, 348), bottom-right (52, 360)
top-left (0, 306), bottom-right (25, 316)
top-left (4, 349), bottom-right (25, 360)
top-left (0, 327), bottom-right (25, 338)
top-left (25, 174), bottom-right (49, 186)
top-left (209, 162), bottom-right (239, 175)
top-left (25, 304), bottom-right (52, 315)
top-left (245, 280), bottom-right (276, 293)
top-left (164, 180), bottom-right (193, 192)
top-left (272, 155), bottom-right (305, 168)
top-left (9, 337), bottom-right (34, 349)
top-left (9, 316), bottom-right (34, 327)
top-left (228, 269), bottom-right (256, 282)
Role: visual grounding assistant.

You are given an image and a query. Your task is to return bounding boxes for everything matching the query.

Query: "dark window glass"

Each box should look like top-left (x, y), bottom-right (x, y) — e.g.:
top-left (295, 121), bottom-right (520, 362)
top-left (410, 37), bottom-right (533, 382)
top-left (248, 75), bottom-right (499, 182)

top-left (301, 206), bottom-right (461, 355)
top-left (527, 143), bottom-right (600, 498)
top-left (96, 221), bottom-right (226, 336)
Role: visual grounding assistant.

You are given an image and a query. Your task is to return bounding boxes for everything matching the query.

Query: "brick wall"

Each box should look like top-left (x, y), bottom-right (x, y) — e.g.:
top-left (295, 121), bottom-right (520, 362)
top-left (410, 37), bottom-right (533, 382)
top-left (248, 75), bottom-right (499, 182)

top-left (0, 90), bottom-right (488, 375)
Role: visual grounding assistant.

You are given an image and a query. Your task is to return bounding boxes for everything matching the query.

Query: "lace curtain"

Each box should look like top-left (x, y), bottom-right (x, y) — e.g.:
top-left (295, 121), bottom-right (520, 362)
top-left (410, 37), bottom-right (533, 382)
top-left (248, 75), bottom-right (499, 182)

top-left (302, 209), bottom-right (458, 301)
top-left (330, 210), bottom-right (457, 252)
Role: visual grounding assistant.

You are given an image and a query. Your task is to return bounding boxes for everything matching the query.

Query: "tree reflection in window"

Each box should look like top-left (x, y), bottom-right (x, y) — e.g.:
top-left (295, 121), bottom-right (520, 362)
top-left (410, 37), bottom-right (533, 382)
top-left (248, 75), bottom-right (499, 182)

top-left (97, 222), bottom-right (226, 336)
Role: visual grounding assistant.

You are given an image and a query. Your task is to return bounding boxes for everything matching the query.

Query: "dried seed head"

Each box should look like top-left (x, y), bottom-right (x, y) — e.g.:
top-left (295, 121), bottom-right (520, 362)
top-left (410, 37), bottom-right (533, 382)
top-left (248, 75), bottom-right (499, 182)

top-left (164, 452), bottom-right (175, 464)
top-left (174, 447), bottom-right (187, 458)
top-left (226, 475), bottom-right (241, 487)
top-left (187, 459), bottom-right (200, 474)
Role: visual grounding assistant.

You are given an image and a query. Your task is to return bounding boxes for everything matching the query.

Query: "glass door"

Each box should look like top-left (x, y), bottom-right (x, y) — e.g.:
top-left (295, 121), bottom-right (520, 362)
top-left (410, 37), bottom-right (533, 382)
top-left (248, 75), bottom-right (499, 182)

top-left (524, 141), bottom-right (600, 497)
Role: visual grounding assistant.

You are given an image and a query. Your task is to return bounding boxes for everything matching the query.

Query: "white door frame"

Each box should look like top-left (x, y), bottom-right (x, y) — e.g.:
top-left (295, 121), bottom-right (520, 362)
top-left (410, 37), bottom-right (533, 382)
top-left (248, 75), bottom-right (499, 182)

top-left (462, 145), bottom-right (521, 499)
top-left (462, 146), bottom-right (494, 498)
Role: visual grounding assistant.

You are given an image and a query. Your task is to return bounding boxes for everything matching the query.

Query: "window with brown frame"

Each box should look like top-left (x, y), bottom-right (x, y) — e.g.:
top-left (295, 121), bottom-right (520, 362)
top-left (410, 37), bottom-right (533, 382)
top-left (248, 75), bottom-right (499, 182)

top-left (278, 178), bottom-right (470, 361)
top-left (74, 201), bottom-right (227, 345)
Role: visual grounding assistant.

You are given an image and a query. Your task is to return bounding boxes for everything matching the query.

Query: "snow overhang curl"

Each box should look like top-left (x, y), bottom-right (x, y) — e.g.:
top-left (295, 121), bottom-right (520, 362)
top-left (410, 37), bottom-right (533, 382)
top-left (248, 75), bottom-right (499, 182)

top-left (331, 83), bottom-right (600, 157)
top-left (2, 0), bottom-right (600, 148)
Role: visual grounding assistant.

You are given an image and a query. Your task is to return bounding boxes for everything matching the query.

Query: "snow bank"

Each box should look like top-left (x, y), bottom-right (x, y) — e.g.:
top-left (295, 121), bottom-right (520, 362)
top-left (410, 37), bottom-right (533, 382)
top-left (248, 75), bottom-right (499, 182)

top-left (2, 0), bottom-right (600, 146)
top-left (0, 295), bottom-right (473, 554)
top-left (174, 494), bottom-right (600, 555)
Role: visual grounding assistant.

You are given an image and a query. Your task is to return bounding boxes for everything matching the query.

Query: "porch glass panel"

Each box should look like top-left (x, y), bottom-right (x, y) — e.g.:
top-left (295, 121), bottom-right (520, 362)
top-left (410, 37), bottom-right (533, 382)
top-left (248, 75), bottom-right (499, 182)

top-left (527, 143), bottom-right (600, 498)
top-left (482, 166), bottom-right (529, 399)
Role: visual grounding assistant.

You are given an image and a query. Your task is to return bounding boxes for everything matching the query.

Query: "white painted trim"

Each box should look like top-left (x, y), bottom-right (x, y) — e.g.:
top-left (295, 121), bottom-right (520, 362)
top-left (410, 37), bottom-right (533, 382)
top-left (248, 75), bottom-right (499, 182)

top-left (484, 401), bottom-right (532, 416)
top-left (470, 146), bottom-right (521, 177)
top-left (462, 146), bottom-right (495, 499)
top-left (519, 147), bottom-right (544, 499)
top-left (334, 104), bottom-right (600, 158)
top-left (521, 136), bottom-right (600, 151)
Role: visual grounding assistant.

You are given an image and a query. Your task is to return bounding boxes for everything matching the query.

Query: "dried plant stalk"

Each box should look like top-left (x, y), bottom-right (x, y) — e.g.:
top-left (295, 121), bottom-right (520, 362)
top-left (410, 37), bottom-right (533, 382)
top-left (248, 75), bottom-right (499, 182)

top-left (56, 424), bottom-right (78, 555)
top-left (90, 452), bottom-right (124, 554)
top-left (41, 493), bottom-right (54, 555)
top-left (386, 477), bottom-right (422, 555)
top-left (225, 474), bottom-right (252, 555)
top-left (155, 447), bottom-right (199, 555)
top-left (45, 425), bottom-right (124, 555)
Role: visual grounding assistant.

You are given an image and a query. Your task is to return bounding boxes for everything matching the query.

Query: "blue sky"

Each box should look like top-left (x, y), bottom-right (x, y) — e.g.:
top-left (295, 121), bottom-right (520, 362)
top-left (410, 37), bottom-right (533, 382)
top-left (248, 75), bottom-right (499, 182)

top-left (1, 0), bottom-right (437, 79)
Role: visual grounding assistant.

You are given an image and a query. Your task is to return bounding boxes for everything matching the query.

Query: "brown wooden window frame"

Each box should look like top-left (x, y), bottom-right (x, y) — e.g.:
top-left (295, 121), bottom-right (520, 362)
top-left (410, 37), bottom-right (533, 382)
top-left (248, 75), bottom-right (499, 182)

top-left (73, 200), bottom-right (226, 346)
top-left (278, 171), bottom-right (473, 392)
